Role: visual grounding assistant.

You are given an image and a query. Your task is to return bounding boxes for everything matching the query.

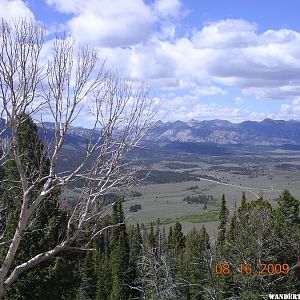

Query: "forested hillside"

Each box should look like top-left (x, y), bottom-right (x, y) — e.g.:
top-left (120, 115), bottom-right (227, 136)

top-left (2, 185), bottom-right (299, 299)
top-left (0, 117), bottom-right (299, 298)
top-left (1, 115), bottom-right (299, 299)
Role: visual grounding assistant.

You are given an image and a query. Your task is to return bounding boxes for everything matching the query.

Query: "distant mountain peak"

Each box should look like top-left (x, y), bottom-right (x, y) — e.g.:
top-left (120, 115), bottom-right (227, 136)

top-left (154, 120), bottom-right (164, 126)
top-left (2, 117), bottom-right (300, 146)
top-left (147, 118), bottom-right (300, 145)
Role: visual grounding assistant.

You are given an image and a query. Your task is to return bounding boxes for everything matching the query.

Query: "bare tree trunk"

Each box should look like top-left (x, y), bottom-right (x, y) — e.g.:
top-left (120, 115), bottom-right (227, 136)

top-left (0, 18), bottom-right (157, 296)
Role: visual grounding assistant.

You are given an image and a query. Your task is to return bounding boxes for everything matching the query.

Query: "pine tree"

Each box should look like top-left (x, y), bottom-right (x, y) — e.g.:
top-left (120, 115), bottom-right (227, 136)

top-left (167, 221), bottom-right (186, 299)
top-left (0, 114), bottom-right (79, 299)
top-left (241, 191), bottom-right (247, 207)
top-left (93, 215), bottom-right (112, 300)
top-left (277, 189), bottom-right (300, 223)
top-left (167, 226), bottom-right (173, 250)
top-left (227, 212), bottom-right (237, 243)
top-left (148, 222), bottom-right (157, 249)
top-left (77, 250), bottom-right (98, 300)
top-left (270, 190), bottom-right (300, 292)
top-left (221, 198), bottom-right (275, 298)
top-left (172, 221), bottom-right (185, 253)
top-left (127, 224), bottom-right (142, 299)
top-left (186, 226), bottom-right (210, 299)
top-left (138, 227), bottom-right (176, 299)
top-left (217, 194), bottom-right (229, 247)
top-left (109, 201), bottom-right (130, 300)
top-left (96, 253), bottom-right (112, 300)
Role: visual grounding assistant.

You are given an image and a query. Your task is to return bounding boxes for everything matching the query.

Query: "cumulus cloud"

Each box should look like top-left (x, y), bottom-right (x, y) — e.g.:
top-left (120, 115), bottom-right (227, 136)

top-left (47, 0), bottom-right (156, 47)
top-left (191, 85), bottom-right (227, 97)
top-left (46, 0), bottom-right (187, 48)
top-left (154, 0), bottom-right (182, 18)
top-left (45, 0), bottom-right (83, 13)
top-left (190, 20), bottom-right (300, 99)
top-left (192, 19), bottom-right (257, 49)
top-left (280, 98), bottom-right (300, 118)
top-left (0, 0), bottom-right (34, 20)
top-left (39, 2), bottom-right (300, 119)
top-left (159, 98), bottom-right (271, 123)
top-left (96, 18), bottom-right (300, 102)
top-left (158, 88), bottom-right (245, 122)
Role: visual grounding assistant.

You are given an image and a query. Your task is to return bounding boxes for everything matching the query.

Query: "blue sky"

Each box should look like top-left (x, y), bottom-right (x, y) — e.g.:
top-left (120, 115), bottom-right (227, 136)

top-left (2, 0), bottom-right (300, 123)
top-left (184, 0), bottom-right (300, 32)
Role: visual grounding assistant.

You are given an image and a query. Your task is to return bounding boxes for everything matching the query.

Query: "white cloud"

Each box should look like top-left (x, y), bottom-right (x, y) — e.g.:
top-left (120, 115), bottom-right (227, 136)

top-left (0, 0), bottom-right (34, 20)
top-left (46, 0), bottom-right (187, 48)
top-left (39, 2), bottom-right (300, 120)
top-left (190, 20), bottom-right (300, 99)
top-left (154, 0), bottom-right (182, 18)
top-left (192, 19), bottom-right (257, 49)
top-left (45, 0), bottom-right (83, 13)
top-left (159, 99), bottom-right (271, 123)
top-left (127, 19), bottom-right (300, 101)
top-left (280, 98), bottom-right (300, 118)
top-left (97, 18), bottom-right (300, 101)
top-left (47, 0), bottom-right (156, 47)
top-left (191, 86), bottom-right (226, 97)
top-left (158, 89), bottom-right (254, 123)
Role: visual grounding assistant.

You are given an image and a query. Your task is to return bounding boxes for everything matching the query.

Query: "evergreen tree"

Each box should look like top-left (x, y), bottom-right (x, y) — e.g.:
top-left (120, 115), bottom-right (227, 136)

top-left (167, 221), bottom-right (186, 299)
top-left (148, 222), bottom-right (157, 249)
top-left (0, 114), bottom-right (79, 299)
top-left (167, 221), bottom-right (185, 254)
top-left (217, 194), bottom-right (229, 247)
top-left (277, 189), bottom-right (300, 223)
top-left (241, 191), bottom-right (247, 207)
top-left (223, 198), bottom-right (274, 298)
top-left (127, 224), bottom-right (142, 299)
top-left (172, 221), bottom-right (185, 253)
top-left (270, 190), bottom-right (300, 292)
top-left (83, 214), bottom-right (112, 300)
top-left (227, 212), bottom-right (237, 242)
top-left (186, 226), bottom-right (209, 299)
top-left (96, 253), bottom-right (112, 300)
top-left (167, 226), bottom-right (173, 250)
top-left (77, 250), bottom-right (98, 300)
top-left (109, 201), bottom-right (130, 300)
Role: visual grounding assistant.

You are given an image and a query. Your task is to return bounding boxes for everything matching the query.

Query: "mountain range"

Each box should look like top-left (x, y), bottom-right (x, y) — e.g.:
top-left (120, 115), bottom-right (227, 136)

top-left (2, 118), bottom-right (300, 146)
top-left (147, 118), bottom-right (300, 145)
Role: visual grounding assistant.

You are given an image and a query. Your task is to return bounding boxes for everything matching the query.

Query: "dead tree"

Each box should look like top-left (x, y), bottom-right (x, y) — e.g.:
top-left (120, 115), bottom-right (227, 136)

top-left (137, 234), bottom-right (177, 300)
top-left (0, 19), bottom-right (156, 297)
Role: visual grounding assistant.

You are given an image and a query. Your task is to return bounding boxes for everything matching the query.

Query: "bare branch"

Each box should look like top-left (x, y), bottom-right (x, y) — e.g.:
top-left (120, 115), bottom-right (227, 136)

top-left (0, 18), bottom-right (157, 296)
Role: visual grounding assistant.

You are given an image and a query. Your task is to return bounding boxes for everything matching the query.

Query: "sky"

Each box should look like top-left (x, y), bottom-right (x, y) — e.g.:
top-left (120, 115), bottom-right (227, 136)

top-left (2, 0), bottom-right (300, 123)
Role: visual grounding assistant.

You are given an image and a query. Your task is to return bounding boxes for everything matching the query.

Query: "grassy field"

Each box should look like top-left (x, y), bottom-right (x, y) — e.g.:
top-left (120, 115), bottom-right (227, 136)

top-left (63, 142), bottom-right (300, 235)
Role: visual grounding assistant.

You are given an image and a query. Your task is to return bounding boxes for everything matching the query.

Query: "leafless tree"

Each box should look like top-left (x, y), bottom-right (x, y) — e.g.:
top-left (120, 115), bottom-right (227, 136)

top-left (136, 234), bottom-right (177, 300)
top-left (0, 18), bottom-right (156, 296)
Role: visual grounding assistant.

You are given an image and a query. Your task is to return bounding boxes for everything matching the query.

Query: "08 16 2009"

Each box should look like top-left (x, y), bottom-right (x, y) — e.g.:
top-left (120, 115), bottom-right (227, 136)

top-left (213, 262), bottom-right (291, 276)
